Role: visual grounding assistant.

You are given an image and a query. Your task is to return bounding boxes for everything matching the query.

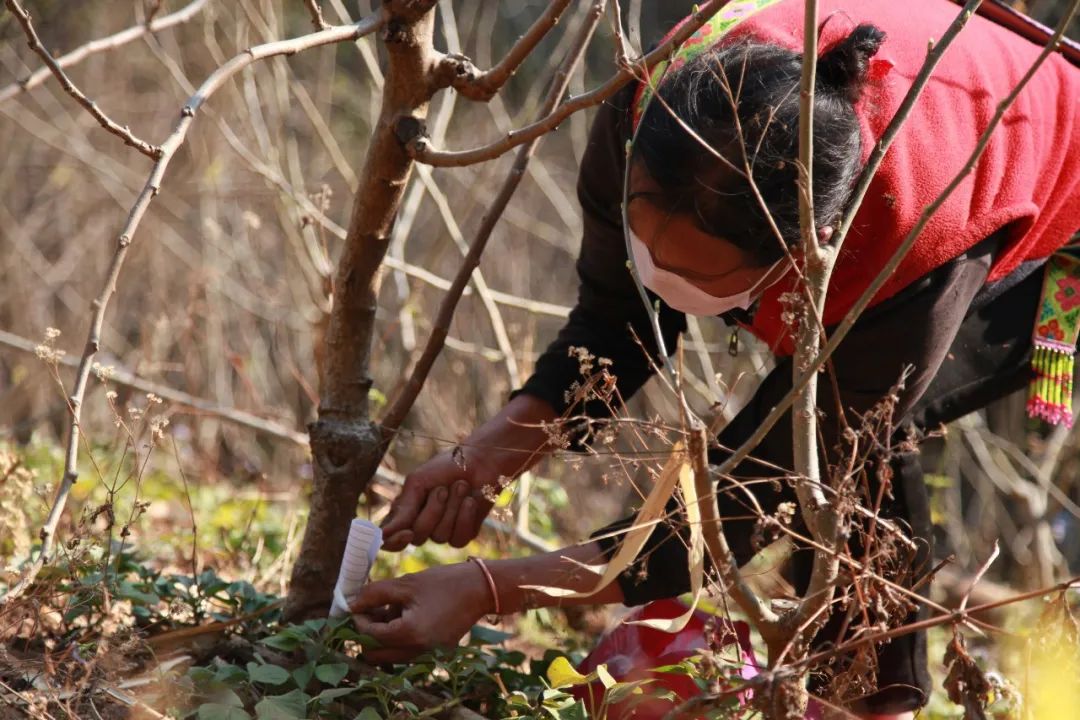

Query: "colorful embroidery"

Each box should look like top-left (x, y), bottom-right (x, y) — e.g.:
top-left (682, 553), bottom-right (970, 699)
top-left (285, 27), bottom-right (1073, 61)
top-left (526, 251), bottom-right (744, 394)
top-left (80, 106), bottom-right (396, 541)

top-left (631, 0), bottom-right (783, 130)
top-left (1027, 248), bottom-right (1080, 427)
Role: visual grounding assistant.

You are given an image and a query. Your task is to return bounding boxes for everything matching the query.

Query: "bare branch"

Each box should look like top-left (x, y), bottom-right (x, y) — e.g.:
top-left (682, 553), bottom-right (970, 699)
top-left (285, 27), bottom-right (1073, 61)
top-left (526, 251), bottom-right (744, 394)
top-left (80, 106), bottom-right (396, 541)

top-left (408, 0), bottom-right (736, 167)
top-left (380, 0), bottom-right (607, 434)
top-left (302, 0), bottom-right (330, 31)
top-left (0, 0), bottom-right (209, 106)
top-left (789, 0), bottom-right (843, 648)
top-left (833, 0), bottom-right (984, 252)
top-left (4, 0), bottom-right (162, 158)
top-left (0, 12), bottom-right (386, 607)
top-left (0, 329), bottom-right (308, 446)
top-left (687, 423), bottom-right (782, 636)
top-left (439, 0), bottom-right (573, 101)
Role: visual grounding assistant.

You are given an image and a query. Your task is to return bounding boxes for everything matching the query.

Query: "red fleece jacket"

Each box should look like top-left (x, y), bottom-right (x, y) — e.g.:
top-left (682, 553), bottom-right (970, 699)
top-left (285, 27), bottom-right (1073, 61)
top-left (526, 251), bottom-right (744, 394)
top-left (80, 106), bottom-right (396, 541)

top-left (707, 0), bottom-right (1080, 354)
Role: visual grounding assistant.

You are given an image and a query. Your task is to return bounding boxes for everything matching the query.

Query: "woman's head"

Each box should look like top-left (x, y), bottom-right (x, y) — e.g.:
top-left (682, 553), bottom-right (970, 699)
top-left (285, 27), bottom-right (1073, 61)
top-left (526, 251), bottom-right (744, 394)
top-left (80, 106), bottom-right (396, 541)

top-left (629, 23), bottom-right (886, 282)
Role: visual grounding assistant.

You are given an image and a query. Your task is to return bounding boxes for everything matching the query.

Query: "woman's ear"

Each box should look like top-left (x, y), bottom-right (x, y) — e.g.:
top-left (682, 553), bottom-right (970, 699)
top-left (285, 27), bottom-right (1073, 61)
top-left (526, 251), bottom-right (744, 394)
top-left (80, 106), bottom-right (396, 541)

top-left (818, 225), bottom-right (835, 244)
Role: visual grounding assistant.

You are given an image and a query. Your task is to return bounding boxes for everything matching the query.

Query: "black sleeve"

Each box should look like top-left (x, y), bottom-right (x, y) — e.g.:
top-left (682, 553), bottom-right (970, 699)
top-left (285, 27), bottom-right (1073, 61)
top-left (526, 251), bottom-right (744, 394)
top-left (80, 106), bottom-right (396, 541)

top-left (514, 83), bottom-right (687, 418)
top-left (592, 238), bottom-right (1002, 606)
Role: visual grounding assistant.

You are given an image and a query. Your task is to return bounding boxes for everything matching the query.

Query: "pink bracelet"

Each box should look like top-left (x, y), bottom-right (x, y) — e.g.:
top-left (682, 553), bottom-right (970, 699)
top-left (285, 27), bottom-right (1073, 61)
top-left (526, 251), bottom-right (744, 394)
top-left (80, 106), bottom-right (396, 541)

top-left (467, 556), bottom-right (501, 615)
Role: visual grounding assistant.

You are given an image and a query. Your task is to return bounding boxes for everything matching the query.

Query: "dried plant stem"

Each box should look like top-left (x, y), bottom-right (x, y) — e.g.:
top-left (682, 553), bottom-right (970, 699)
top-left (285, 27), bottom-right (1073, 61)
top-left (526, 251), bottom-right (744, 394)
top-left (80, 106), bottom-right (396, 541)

top-left (0, 12), bottom-right (385, 607)
top-left (409, 0), bottom-right (738, 167)
top-left (0, 0), bottom-right (210, 106)
top-left (441, 0), bottom-right (573, 101)
top-left (381, 0), bottom-right (607, 434)
top-left (5, 0), bottom-right (161, 158)
top-left (687, 423), bottom-right (782, 637)
top-left (797, 576), bottom-right (1080, 673)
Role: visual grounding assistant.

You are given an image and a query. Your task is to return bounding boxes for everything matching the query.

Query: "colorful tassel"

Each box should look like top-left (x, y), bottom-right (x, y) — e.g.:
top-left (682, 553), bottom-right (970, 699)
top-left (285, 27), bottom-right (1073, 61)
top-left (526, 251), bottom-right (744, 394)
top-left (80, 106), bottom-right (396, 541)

top-left (1026, 250), bottom-right (1080, 427)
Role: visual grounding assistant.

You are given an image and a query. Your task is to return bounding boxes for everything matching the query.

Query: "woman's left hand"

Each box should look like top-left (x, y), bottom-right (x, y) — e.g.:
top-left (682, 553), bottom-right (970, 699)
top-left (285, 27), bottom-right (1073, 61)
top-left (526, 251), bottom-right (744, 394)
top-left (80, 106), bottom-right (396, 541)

top-left (349, 562), bottom-right (494, 664)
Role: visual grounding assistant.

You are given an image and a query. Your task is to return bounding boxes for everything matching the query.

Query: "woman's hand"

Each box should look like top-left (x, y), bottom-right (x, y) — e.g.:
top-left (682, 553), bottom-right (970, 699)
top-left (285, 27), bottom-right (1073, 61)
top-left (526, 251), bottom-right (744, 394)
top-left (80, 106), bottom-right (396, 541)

top-left (349, 563), bottom-right (493, 664)
top-left (380, 394), bottom-right (557, 551)
top-left (379, 446), bottom-right (502, 551)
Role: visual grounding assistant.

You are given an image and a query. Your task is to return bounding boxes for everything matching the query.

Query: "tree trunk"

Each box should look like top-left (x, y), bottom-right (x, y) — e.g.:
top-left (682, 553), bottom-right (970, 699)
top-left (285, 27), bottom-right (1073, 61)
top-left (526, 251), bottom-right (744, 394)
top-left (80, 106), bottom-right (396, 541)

top-left (284, 1), bottom-right (439, 620)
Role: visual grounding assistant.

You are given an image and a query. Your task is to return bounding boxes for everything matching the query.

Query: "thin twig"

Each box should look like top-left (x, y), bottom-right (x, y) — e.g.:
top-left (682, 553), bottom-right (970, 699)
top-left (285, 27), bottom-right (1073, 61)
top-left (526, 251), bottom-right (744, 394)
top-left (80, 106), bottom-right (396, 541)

top-left (0, 12), bottom-right (386, 607)
top-left (4, 0), bottom-right (162, 158)
top-left (688, 423), bottom-right (782, 635)
top-left (0, 0), bottom-right (210, 105)
top-left (409, 0), bottom-right (736, 166)
top-left (0, 328), bottom-right (307, 445)
top-left (441, 0), bottom-right (573, 101)
top-left (302, 0), bottom-right (329, 30)
top-left (796, 576), bottom-right (1080, 672)
top-left (833, 0), bottom-right (984, 252)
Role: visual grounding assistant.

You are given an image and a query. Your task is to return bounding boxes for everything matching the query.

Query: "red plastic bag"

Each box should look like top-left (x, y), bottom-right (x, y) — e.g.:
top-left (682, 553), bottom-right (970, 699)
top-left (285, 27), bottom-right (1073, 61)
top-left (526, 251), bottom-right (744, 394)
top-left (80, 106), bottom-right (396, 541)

top-left (572, 599), bottom-right (822, 719)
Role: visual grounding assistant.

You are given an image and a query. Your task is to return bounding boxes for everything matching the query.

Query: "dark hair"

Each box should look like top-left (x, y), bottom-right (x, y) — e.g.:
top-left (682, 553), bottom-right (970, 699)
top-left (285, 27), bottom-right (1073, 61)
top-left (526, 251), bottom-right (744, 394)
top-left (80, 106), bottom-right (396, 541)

top-left (633, 24), bottom-right (886, 265)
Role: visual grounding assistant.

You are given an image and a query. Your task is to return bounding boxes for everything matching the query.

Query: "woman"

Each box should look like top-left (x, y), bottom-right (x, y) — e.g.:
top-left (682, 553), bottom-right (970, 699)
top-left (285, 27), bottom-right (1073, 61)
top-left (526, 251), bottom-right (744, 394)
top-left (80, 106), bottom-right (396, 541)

top-left (353, 0), bottom-right (1080, 717)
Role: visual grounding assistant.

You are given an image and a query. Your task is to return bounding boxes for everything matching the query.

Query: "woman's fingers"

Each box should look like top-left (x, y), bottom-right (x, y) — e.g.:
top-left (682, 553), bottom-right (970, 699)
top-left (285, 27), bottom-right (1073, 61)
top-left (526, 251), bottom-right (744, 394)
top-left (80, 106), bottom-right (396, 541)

top-left (380, 483), bottom-right (428, 548)
top-left (409, 486), bottom-right (449, 545)
top-left (349, 579), bottom-right (411, 614)
top-left (430, 481), bottom-right (469, 544)
top-left (353, 613), bottom-right (413, 649)
top-left (449, 496), bottom-right (482, 548)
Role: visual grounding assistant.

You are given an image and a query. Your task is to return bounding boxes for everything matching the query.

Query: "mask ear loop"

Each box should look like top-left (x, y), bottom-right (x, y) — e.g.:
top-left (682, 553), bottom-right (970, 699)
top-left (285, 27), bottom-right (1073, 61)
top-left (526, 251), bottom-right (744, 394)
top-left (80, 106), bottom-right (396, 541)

top-left (623, 81), bottom-right (677, 383)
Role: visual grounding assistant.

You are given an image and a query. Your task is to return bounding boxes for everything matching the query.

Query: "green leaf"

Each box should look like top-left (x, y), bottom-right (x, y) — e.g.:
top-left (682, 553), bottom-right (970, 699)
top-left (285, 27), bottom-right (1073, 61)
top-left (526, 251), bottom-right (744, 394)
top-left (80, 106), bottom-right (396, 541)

top-left (254, 690), bottom-right (309, 719)
top-left (197, 703), bottom-right (252, 720)
top-left (542, 698), bottom-right (588, 720)
top-left (117, 581), bottom-right (160, 606)
top-left (260, 627), bottom-right (306, 652)
top-left (469, 625), bottom-right (514, 646)
top-left (315, 687), bottom-right (357, 703)
top-left (606, 679), bottom-right (651, 704)
top-left (215, 664), bottom-right (249, 686)
top-left (246, 662), bottom-right (290, 686)
top-left (188, 667), bottom-right (217, 686)
top-left (354, 708), bottom-right (382, 720)
top-left (292, 662), bottom-right (315, 690)
top-left (314, 663), bottom-right (348, 687)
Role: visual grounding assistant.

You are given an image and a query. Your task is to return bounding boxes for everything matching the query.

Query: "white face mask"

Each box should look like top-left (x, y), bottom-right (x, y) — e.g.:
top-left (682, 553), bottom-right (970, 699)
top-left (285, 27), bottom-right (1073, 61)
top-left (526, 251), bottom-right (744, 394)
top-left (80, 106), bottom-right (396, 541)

top-left (629, 229), bottom-right (789, 317)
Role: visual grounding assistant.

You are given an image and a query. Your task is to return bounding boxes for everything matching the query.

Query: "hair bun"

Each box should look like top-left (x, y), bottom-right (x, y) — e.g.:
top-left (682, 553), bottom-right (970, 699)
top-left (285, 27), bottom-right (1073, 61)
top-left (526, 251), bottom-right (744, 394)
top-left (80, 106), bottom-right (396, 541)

top-left (817, 24), bottom-right (886, 101)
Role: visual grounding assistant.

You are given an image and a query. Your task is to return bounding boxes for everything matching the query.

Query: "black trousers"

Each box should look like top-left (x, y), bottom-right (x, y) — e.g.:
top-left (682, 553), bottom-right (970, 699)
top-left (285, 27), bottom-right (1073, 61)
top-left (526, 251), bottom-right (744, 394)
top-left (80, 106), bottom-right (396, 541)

top-left (709, 234), bottom-right (1043, 712)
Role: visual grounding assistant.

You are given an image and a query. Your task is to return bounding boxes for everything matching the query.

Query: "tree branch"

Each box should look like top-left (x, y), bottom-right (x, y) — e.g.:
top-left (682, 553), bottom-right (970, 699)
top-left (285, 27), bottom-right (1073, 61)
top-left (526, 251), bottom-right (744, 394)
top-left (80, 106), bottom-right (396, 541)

top-left (302, 0), bottom-right (329, 31)
top-left (0, 329), bottom-right (308, 446)
top-left (380, 0), bottom-right (607, 434)
top-left (4, 0), bottom-right (162, 158)
top-left (437, 0), bottom-right (573, 101)
top-left (406, 0), bottom-right (737, 167)
top-left (832, 0), bottom-right (984, 253)
top-left (0, 0), bottom-right (210, 106)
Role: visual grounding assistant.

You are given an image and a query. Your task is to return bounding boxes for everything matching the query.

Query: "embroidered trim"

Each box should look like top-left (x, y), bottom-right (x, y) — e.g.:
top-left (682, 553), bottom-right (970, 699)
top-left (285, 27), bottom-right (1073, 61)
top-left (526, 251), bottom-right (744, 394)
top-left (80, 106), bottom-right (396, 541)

top-left (1027, 248), bottom-right (1080, 427)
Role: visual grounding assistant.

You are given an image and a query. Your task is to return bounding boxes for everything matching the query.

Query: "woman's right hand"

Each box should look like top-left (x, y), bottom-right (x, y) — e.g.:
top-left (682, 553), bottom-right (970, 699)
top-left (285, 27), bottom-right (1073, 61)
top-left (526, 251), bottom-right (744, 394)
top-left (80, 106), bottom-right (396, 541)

top-left (380, 445), bottom-right (502, 550)
top-left (380, 394), bottom-right (557, 551)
